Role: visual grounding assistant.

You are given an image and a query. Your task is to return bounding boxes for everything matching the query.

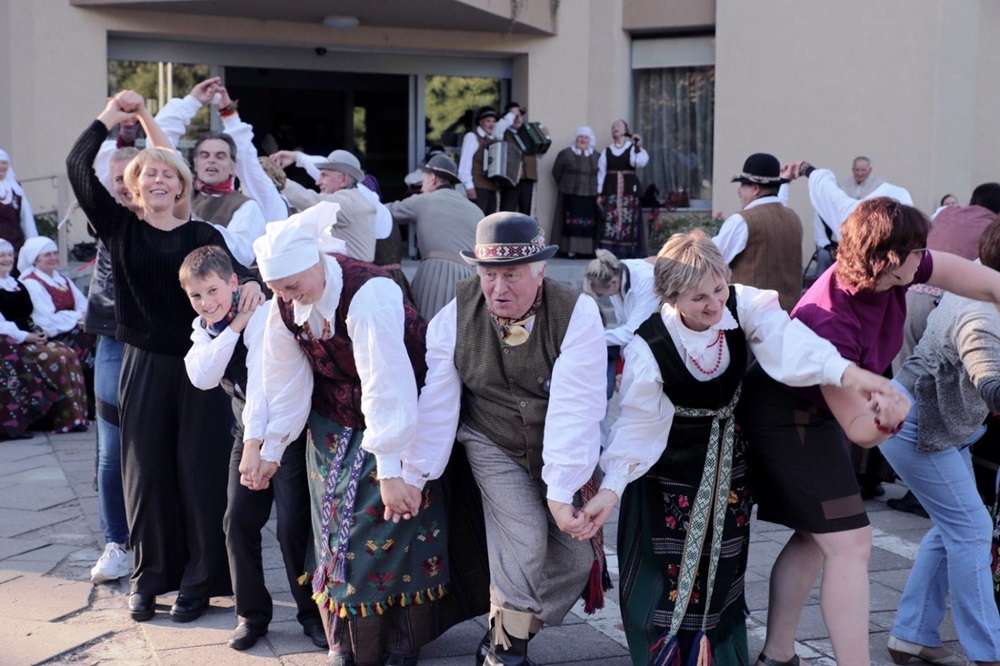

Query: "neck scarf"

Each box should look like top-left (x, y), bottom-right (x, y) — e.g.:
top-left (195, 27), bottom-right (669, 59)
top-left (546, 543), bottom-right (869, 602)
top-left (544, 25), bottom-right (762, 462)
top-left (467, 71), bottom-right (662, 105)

top-left (205, 289), bottom-right (240, 336)
top-left (490, 285), bottom-right (543, 346)
top-left (194, 176), bottom-right (235, 196)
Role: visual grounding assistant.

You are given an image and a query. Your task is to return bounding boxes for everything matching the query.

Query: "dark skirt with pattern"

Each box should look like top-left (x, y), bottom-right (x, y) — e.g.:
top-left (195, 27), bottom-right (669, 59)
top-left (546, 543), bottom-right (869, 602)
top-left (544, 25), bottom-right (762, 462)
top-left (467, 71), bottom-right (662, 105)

top-left (617, 434), bottom-right (753, 666)
top-left (306, 411), bottom-right (482, 665)
top-left (0, 336), bottom-right (59, 438)
top-left (22, 340), bottom-right (88, 433)
top-left (739, 363), bottom-right (869, 533)
top-left (53, 328), bottom-right (96, 369)
top-left (601, 193), bottom-right (644, 258)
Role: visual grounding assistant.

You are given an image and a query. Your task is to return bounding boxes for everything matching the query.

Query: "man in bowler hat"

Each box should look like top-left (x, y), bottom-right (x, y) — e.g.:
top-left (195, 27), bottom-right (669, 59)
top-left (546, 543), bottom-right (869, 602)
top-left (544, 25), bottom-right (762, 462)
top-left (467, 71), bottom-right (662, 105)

top-left (458, 106), bottom-right (519, 215)
top-left (713, 152), bottom-right (804, 311)
top-left (387, 212), bottom-right (607, 665)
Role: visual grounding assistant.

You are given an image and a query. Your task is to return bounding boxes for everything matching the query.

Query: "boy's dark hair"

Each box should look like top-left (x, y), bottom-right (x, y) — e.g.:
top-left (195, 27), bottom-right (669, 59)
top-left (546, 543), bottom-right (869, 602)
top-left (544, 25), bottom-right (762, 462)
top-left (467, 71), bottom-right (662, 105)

top-left (970, 182), bottom-right (1000, 214)
top-left (179, 245), bottom-right (235, 287)
top-left (978, 214), bottom-right (1000, 271)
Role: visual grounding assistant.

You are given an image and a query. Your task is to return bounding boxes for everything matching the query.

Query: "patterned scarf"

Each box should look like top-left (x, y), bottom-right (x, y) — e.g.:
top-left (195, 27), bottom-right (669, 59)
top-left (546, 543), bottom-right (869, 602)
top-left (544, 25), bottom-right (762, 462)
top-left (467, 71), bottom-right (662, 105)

top-left (490, 285), bottom-right (543, 347)
top-left (204, 290), bottom-right (240, 337)
top-left (194, 176), bottom-right (235, 196)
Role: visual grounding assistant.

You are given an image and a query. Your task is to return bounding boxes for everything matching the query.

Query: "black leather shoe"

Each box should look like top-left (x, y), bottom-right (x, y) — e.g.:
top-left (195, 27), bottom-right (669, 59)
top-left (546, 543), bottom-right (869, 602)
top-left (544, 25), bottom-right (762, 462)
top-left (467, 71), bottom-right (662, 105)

top-left (385, 652), bottom-right (419, 666)
top-left (302, 621), bottom-right (328, 649)
top-left (887, 490), bottom-right (930, 518)
top-left (170, 595), bottom-right (208, 622)
top-left (228, 621), bottom-right (267, 651)
top-left (128, 593), bottom-right (155, 622)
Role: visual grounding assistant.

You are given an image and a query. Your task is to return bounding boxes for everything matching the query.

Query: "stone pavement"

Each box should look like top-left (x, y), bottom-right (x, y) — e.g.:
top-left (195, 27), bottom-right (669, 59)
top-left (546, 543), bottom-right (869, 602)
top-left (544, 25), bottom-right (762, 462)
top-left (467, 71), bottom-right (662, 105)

top-left (0, 425), bottom-right (964, 665)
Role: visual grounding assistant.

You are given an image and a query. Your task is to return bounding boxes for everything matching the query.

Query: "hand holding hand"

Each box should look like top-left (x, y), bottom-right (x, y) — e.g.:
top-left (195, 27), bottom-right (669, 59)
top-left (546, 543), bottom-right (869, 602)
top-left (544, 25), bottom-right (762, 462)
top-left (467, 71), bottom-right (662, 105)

top-left (579, 488), bottom-right (618, 535)
top-left (97, 94), bottom-right (138, 129)
top-left (24, 331), bottom-right (47, 345)
top-left (841, 364), bottom-right (894, 399)
top-left (547, 499), bottom-right (592, 538)
top-left (214, 87), bottom-right (233, 110)
top-left (780, 162), bottom-right (798, 181)
top-left (380, 478), bottom-right (423, 523)
top-left (190, 77), bottom-right (222, 105)
top-left (253, 460), bottom-right (279, 490)
top-left (466, 188), bottom-right (477, 201)
top-left (869, 388), bottom-right (911, 428)
top-left (269, 150), bottom-right (298, 169)
top-left (239, 440), bottom-right (262, 489)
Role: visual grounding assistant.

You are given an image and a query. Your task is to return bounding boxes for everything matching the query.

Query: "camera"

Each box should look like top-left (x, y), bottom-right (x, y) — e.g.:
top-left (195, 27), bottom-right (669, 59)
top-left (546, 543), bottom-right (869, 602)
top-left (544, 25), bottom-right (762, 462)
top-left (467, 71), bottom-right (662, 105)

top-left (315, 47), bottom-right (328, 56)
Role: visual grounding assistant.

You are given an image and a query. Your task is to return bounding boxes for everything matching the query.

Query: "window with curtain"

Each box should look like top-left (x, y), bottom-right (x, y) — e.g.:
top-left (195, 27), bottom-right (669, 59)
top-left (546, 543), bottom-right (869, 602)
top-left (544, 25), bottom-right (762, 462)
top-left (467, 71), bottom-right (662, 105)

top-left (633, 66), bottom-right (714, 203)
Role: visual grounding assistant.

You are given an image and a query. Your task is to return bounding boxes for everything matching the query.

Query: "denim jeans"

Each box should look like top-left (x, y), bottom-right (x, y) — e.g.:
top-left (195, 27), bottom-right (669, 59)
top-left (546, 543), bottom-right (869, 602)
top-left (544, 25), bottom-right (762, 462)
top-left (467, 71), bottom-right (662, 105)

top-left (880, 381), bottom-right (1000, 661)
top-left (95, 336), bottom-right (128, 545)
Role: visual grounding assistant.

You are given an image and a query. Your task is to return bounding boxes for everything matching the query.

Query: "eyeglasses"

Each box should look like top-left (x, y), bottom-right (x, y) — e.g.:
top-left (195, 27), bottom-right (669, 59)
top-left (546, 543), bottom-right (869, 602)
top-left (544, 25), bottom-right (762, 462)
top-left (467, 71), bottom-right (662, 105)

top-left (910, 248), bottom-right (928, 257)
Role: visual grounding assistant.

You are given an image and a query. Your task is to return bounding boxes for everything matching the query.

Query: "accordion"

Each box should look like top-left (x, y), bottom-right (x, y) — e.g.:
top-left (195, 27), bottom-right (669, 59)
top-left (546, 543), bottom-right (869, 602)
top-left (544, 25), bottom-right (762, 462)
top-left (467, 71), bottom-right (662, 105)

top-left (512, 122), bottom-right (552, 156)
top-left (486, 142), bottom-right (522, 187)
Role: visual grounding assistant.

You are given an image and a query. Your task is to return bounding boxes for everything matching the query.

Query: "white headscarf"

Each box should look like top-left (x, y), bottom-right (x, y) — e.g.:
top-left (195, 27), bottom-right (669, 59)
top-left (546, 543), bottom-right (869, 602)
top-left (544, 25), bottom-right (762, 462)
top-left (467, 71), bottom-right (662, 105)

top-left (572, 127), bottom-right (596, 157)
top-left (0, 150), bottom-right (26, 204)
top-left (16, 236), bottom-right (58, 279)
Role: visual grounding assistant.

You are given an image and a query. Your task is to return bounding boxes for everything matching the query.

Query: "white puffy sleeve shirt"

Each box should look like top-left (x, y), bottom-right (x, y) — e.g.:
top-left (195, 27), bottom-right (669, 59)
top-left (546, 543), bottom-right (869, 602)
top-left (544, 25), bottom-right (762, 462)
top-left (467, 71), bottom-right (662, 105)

top-left (184, 303), bottom-right (271, 449)
top-left (261, 256), bottom-right (417, 477)
top-left (599, 284), bottom-right (853, 499)
top-left (222, 113), bottom-right (291, 223)
top-left (22, 272), bottom-right (87, 337)
top-left (403, 293), bottom-right (607, 504)
top-left (604, 258), bottom-right (660, 348)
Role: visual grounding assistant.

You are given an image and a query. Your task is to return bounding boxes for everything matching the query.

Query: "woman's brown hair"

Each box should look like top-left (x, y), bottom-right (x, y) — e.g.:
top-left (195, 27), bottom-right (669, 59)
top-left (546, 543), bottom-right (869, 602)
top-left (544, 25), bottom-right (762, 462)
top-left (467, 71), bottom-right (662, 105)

top-left (835, 197), bottom-right (930, 291)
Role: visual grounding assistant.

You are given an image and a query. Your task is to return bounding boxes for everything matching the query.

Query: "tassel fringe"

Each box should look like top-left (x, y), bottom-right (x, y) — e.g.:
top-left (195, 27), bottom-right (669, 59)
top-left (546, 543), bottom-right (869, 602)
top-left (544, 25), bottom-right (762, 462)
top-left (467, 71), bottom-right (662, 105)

top-left (310, 582), bottom-right (451, 621)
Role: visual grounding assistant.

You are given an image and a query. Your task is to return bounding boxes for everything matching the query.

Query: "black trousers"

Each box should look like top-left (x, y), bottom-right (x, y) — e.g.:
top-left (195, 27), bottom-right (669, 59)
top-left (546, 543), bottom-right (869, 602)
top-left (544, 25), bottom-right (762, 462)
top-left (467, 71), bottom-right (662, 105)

top-left (473, 188), bottom-right (498, 216)
top-left (499, 180), bottom-right (535, 215)
top-left (224, 431), bottom-right (319, 628)
top-left (119, 345), bottom-right (233, 598)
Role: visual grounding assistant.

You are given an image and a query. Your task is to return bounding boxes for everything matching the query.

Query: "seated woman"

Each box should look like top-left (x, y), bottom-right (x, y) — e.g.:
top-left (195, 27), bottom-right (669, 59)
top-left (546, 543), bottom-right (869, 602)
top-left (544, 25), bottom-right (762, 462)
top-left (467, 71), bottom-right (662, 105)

top-left (0, 238), bottom-right (88, 433)
top-left (0, 334), bottom-right (58, 440)
top-left (18, 236), bottom-right (96, 370)
top-left (579, 230), bottom-right (905, 666)
top-left (878, 218), bottom-right (1000, 666)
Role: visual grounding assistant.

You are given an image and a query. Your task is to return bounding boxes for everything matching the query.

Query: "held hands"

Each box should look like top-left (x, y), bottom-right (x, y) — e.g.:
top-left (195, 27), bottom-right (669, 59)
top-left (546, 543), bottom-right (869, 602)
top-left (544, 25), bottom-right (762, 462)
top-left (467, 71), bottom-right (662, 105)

top-left (579, 488), bottom-right (619, 537)
top-left (238, 440), bottom-right (278, 490)
top-left (548, 499), bottom-right (601, 542)
top-left (23, 331), bottom-right (47, 345)
top-left (269, 150), bottom-right (298, 169)
top-left (780, 162), bottom-right (798, 181)
top-left (841, 364), bottom-right (911, 425)
top-left (190, 77), bottom-right (223, 106)
top-left (380, 478), bottom-right (423, 523)
top-left (466, 188), bottom-right (477, 201)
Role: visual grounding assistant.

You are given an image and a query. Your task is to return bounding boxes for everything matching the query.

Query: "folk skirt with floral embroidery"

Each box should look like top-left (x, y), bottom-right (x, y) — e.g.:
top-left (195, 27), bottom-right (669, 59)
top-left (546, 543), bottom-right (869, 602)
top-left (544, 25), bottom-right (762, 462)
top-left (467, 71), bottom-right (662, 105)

top-left (0, 336), bottom-right (59, 438)
top-left (22, 340), bottom-right (88, 433)
top-left (305, 411), bottom-right (454, 664)
top-left (617, 432), bottom-right (753, 666)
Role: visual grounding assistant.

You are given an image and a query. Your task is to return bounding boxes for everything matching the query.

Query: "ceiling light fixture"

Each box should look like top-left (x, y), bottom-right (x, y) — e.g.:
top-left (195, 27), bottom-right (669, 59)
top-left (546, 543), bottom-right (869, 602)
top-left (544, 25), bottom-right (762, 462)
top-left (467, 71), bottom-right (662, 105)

top-left (323, 15), bottom-right (360, 29)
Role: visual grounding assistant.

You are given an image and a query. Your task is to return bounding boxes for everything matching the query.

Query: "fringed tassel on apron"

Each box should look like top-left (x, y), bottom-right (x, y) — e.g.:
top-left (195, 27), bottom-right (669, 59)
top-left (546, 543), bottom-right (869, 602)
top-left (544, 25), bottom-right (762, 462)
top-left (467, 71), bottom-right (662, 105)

top-left (579, 476), bottom-right (614, 614)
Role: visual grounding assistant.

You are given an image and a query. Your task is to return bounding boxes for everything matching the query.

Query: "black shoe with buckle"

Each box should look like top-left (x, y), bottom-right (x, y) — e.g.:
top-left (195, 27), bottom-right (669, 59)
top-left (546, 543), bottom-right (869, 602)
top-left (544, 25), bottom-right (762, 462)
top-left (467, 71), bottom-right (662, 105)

top-left (228, 621), bottom-right (267, 650)
top-left (170, 594), bottom-right (208, 622)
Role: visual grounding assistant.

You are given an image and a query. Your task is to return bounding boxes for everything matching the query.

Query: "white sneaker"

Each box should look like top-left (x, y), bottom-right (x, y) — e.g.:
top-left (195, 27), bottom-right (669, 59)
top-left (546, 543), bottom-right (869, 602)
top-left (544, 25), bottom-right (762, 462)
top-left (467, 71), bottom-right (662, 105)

top-left (90, 542), bottom-right (131, 583)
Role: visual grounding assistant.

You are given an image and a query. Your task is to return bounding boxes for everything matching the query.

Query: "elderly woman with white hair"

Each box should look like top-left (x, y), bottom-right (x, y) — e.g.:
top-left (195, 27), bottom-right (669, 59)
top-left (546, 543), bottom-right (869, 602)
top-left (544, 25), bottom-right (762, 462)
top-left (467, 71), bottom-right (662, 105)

top-left (0, 149), bottom-right (38, 253)
top-left (580, 229), bottom-right (908, 666)
top-left (550, 126), bottom-right (600, 257)
top-left (0, 237), bottom-right (88, 434)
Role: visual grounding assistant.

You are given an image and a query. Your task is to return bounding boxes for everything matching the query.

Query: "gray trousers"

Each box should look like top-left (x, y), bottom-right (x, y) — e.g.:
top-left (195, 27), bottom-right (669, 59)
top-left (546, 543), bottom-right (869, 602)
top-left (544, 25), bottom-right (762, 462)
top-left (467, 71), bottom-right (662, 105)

top-left (459, 424), bottom-right (593, 626)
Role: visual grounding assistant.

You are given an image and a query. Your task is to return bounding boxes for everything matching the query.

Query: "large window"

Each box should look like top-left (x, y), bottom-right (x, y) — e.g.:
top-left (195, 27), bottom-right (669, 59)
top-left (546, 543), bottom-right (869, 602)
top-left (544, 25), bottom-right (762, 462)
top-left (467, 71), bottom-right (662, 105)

top-left (632, 37), bottom-right (714, 205)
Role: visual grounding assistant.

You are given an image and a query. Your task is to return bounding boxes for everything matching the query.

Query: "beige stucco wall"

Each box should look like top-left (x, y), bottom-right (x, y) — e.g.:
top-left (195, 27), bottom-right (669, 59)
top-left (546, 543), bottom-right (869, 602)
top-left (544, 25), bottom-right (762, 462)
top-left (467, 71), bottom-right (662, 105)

top-left (623, 0), bottom-right (715, 32)
top-left (1, 0), bottom-right (631, 249)
top-left (714, 0), bottom-right (994, 260)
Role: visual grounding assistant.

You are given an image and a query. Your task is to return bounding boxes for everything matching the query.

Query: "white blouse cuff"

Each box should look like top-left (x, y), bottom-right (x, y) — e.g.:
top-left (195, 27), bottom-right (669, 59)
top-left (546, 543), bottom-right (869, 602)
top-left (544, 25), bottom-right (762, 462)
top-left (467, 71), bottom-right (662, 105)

top-left (600, 470), bottom-right (629, 500)
top-left (546, 485), bottom-right (577, 505)
top-left (823, 356), bottom-right (852, 387)
top-left (375, 454), bottom-right (403, 480)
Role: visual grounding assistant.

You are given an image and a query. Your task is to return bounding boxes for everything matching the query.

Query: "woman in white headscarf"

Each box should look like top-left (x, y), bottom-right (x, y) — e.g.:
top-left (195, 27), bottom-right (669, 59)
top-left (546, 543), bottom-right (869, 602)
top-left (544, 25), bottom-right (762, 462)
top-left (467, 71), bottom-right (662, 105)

top-left (18, 236), bottom-right (95, 370)
top-left (0, 150), bottom-right (39, 253)
top-left (550, 126), bottom-right (600, 257)
top-left (0, 237), bottom-right (88, 434)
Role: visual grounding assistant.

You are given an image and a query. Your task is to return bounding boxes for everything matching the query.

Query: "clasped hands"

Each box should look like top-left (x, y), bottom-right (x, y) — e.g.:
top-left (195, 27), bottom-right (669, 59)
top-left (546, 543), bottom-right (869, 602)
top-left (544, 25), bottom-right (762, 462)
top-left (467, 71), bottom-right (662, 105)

top-left (238, 439), bottom-right (279, 491)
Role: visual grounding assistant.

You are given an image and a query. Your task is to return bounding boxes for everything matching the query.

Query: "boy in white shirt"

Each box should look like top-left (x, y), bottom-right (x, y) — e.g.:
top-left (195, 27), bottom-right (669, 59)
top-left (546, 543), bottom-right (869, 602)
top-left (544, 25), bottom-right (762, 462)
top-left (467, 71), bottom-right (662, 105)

top-left (180, 245), bottom-right (325, 652)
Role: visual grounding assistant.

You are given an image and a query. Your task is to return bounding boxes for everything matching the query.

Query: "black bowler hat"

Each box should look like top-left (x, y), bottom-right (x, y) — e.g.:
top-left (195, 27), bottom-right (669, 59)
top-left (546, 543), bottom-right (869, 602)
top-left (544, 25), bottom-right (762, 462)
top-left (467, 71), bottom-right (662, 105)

top-left (731, 153), bottom-right (784, 185)
top-left (476, 106), bottom-right (499, 122)
top-left (503, 101), bottom-right (525, 115)
top-left (461, 212), bottom-right (559, 266)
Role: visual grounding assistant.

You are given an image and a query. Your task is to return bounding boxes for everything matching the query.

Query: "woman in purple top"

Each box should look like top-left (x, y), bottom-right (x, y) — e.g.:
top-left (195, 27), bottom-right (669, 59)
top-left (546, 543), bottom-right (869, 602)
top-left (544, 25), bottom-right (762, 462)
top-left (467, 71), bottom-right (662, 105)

top-left (739, 192), bottom-right (1000, 666)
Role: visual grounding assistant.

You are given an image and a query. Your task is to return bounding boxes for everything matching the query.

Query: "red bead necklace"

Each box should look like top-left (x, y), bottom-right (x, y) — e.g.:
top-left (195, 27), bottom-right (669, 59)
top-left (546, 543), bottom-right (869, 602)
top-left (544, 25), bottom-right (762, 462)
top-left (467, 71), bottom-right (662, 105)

top-left (689, 329), bottom-right (725, 375)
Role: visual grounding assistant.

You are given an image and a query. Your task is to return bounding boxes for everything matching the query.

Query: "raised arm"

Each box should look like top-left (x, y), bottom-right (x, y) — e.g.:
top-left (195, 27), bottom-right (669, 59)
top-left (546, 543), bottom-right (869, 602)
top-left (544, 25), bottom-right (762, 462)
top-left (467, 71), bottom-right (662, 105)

top-left (927, 251), bottom-right (1000, 304)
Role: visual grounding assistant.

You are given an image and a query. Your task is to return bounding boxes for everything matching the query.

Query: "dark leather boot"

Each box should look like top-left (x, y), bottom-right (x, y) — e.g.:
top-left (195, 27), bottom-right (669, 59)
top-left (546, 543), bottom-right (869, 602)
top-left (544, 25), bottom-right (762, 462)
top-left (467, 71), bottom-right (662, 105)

top-left (483, 635), bottom-right (530, 666)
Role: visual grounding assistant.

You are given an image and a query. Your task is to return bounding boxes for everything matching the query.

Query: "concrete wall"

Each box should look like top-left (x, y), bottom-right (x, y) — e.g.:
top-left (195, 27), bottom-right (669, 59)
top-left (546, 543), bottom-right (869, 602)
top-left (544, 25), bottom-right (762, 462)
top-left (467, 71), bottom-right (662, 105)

top-left (713, 0), bottom-right (995, 258)
top-left (623, 0), bottom-right (715, 33)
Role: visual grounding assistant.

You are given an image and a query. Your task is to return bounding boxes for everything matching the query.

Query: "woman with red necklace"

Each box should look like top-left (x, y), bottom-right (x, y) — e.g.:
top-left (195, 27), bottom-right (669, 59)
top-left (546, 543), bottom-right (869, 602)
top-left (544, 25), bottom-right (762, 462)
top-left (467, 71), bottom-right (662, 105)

top-left (579, 229), bottom-right (907, 666)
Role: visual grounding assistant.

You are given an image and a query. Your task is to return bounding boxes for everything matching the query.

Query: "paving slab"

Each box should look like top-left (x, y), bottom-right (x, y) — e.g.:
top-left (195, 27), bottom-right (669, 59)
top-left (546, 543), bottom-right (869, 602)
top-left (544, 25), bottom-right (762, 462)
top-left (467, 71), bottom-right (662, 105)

top-left (0, 573), bottom-right (93, 621)
top-left (0, 507), bottom-right (78, 538)
top-left (3, 616), bottom-right (110, 665)
top-left (0, 483), bottom-right (75, 511)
